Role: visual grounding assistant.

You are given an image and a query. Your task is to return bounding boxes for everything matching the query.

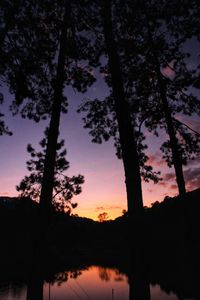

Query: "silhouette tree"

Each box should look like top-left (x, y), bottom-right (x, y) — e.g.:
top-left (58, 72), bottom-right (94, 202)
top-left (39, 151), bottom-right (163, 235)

top-left (78, 0), bottom-right (162, 228)
top-left (121, 1), bottom-right (200, 197)
top-left (78, 1), bottom-right (146, 225)
top-left (0, 0), bottom-right (96, 214)
top-left (98, 212), bottom-right (109, 222)
top-left (101, 0), bottom-right (146, 229)
top-left (0, 1), bottom-right (57, 115)
top-left (38, 1), bottom-right (71, 213)
top-left (16, 130), bottom-right (84, 213)
top-left (39, 0), bottom-right (97, 212)
top-left (79, 0), bottom-right (200, 200)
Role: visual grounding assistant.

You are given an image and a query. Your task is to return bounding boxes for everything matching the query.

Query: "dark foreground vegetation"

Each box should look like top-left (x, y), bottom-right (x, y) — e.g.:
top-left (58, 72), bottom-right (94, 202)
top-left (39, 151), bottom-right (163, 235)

top-left (0, 188), bottom-right (200, 267)
top-left (1, 191), bottom-right (200, 299)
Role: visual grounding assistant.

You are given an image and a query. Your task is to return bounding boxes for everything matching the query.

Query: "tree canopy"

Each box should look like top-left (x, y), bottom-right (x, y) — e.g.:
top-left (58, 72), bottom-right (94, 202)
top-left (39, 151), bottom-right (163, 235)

top-left (78, 0), bottom-right (200, 199)
top-left (0, 0), bottom-right (200, 221)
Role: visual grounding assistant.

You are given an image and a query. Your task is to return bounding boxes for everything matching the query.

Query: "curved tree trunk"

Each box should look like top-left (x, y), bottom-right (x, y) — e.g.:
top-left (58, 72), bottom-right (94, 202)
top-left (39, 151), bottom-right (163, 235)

top-left (102, 0), bottom-right (144, 226)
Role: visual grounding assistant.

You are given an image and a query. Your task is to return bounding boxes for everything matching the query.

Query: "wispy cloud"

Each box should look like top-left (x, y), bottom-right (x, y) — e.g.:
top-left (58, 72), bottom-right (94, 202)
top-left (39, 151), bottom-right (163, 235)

top-left (162, 165), bottom-right (200, 191)
top-left (184, 167), bottom-right (200, 190)
top-left (95, 205), bottom-right (122, 212)
top-left (176, 116), bottom-right (200, 133)
top-left (170, 184), bottom-right (178, 190)
top-left (158, 181), bottom-right (168, 187)
top-left (187, 156), bottom-right (200, 166)
top-left (108, 205), bottom-right (122, 210)
top-left (96, 206), bottom-right (105, 211)
top-left (164, 172), bottom-right (175, 181)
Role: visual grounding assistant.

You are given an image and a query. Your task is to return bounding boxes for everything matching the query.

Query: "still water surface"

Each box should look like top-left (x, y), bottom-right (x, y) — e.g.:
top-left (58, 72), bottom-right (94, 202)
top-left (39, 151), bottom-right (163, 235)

top-left (0, 265), bottom-right (179, 300)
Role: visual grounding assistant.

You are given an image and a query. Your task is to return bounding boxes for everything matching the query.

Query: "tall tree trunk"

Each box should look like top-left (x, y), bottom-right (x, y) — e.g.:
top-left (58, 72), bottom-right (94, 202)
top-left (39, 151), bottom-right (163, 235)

top-left (40, 1), bottom-right (71, 212)
top-left (102, 0), bottom-right (144, 223)
top-left (28, 1), bottom-right (72, 284)
top-left (157, 68), bottom-right (186, 198)
top-left (129, 273), bottom-right (150, 300)
top-left (26, 276), bottom-right (43, 300)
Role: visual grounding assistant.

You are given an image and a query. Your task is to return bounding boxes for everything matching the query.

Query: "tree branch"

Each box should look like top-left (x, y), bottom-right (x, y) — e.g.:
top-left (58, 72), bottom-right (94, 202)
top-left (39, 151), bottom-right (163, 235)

top-left (173, 117), bottom-right (200, 136)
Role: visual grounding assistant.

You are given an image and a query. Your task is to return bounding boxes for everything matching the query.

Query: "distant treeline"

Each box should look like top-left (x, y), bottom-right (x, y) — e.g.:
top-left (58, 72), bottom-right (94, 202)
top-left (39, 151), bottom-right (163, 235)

top-left (0, 188), bottom-right (200, 255)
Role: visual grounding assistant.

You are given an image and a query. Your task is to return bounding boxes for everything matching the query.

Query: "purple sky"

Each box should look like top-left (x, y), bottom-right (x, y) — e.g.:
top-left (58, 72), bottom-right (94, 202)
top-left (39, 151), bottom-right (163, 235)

top-left (0, 64), bottom-right (200, 220)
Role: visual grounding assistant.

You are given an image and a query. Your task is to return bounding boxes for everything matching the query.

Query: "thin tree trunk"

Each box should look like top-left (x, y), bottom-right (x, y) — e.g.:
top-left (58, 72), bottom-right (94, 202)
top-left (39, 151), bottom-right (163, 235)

top-left (102, 0), bottom-right (144, 224)
top-left (157, 68), bottom-right (186, 198)
top-left (40, 0), bottom-right (71, 212)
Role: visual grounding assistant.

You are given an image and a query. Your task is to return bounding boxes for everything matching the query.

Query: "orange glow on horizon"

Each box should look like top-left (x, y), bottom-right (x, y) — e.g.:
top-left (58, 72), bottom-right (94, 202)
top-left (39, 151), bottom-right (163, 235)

top-left (0, 158), bottom-right (199, 221)
top-left (0, 177), bottom-right (181, 221)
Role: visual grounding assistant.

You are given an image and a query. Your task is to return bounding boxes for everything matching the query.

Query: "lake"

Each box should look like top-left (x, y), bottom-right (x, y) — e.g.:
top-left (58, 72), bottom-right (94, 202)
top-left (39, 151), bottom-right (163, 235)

top-left (0, 265), bottom-right (180, 300)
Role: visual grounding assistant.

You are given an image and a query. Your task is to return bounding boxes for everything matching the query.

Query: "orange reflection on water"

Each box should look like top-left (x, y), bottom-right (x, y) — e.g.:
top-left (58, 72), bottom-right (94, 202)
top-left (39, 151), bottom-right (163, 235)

top-left (44, 266), bottom-right (128, 300)
top-left (43, 265), bottom-right (179, 300)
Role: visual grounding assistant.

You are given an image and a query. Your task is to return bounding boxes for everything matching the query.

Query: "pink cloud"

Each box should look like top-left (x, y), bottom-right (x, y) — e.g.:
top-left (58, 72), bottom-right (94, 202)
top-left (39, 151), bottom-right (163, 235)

top-left (170, 184), bottom-right (178, 190)
top-left (0, 192), bottom-right (9, 196)
top-left (158, 164), bottom-right (200, 193)
top-left (164, 172), bottom-right (175, 181)
top-left (147, 153), bottom-right (166, 167)
top-left (158, 181), bottom-right (168, 187)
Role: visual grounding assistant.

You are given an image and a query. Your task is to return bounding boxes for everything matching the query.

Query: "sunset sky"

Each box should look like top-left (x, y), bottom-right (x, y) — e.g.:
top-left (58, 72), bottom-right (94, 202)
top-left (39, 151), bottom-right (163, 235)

top-left (0, 55), bottom-right (200, 221)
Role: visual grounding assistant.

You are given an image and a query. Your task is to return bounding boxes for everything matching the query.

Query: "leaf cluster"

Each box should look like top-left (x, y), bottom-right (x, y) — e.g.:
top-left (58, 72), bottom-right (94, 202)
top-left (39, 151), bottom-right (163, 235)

top-left (16, 129), bottom-right (84, 213)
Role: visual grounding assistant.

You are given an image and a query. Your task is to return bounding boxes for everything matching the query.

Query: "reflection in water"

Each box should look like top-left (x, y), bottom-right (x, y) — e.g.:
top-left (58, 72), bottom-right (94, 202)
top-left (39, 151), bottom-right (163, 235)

top-left (44, 266), bottom-right (128, 300)
top-left (26, 277), bottom-right (43, 300)
top-left (43, 266), bottom-right (178, 300)
top-left (0, 266), bottom-right (178, 300)
top-left (0, 266), bottom-right (180, 300)
top-left (150, 284), bottom-right (178, 300)
top-left (129, 271), bottom-right (151, 300)
top-left (0, 282), bottom-right (27, 300)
